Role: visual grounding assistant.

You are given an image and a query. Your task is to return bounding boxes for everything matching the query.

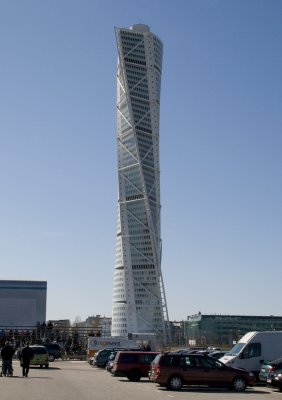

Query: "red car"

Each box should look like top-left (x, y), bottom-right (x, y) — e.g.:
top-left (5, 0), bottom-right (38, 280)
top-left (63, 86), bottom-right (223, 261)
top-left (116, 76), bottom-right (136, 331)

top-left (149, 352), bottom-right (256, 391)
top-left (111, 351), bottom-right (159, 381)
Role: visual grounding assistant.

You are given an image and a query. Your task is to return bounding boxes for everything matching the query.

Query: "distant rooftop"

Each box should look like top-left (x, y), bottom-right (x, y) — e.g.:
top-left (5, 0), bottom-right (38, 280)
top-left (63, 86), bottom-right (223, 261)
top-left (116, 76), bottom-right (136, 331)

top-left (0, 280), bottom-right (47, 289)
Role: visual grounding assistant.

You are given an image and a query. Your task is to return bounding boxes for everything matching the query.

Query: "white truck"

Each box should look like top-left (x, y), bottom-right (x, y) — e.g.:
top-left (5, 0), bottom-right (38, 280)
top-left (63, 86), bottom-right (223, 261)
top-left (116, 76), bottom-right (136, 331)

top-left (87, 337), bottom-right (138, 358)
top-left (87, 334), bottom-right (156, 358)
top-left (220, 331), bottom-right (282, 377)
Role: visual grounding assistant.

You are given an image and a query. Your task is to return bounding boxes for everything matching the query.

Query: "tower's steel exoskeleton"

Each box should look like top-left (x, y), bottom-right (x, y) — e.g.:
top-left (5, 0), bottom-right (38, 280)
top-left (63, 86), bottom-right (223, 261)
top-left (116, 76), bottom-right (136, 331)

top-left (111, 24), bottom-right (170, 346)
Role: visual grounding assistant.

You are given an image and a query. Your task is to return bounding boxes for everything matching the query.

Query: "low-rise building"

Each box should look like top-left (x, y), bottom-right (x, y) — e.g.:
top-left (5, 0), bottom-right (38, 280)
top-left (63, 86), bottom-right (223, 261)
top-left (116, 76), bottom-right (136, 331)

top-left (73, 315), bottom-right (111, 337)
top-left (185, 312), bottom-right (282, 348)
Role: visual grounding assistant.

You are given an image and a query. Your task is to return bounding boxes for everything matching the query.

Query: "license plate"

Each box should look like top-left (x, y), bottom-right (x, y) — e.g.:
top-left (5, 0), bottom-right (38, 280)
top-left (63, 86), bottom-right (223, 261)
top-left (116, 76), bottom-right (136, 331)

top-left (267, 378), bottom-right (272, 383)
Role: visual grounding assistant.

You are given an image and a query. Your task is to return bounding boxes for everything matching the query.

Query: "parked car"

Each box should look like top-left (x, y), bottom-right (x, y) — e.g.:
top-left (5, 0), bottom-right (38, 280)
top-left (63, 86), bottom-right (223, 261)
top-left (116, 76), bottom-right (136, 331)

top-left (43, 343), bottom-right (63, 361)
top-left (105, 350), bottom-right (124, 372)
top-left (111, 351), bottom-right (159, 381)
top-left (94, 348), bottom-right (132, 368)
top-left (259, 357), bottom-right (282, 382)
top-left (149, 352), bottom-right (255, 391)
top-left (208, 351), bottom-right (227, 360)
top-left (267, 371), bottom-right (282, 391)
top-left (106, 359), bottom-right (114, 373)
top-left (19, 345), bottom-right (49, 368)
top-left (172, 348), bottom-right (192, 354)
top-left (88, 356), bottom-right (95, 365)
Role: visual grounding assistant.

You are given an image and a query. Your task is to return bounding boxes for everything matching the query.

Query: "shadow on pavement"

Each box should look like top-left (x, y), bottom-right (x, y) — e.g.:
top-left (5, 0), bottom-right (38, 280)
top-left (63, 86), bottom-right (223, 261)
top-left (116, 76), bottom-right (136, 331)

top-left (157, 387), bottom-right (272, 395)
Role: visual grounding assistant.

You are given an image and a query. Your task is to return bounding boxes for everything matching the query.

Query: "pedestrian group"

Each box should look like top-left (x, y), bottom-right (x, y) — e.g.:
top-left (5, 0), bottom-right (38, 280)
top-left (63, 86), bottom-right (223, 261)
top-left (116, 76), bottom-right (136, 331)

top-left (1, 341), bottom-right (34, 377)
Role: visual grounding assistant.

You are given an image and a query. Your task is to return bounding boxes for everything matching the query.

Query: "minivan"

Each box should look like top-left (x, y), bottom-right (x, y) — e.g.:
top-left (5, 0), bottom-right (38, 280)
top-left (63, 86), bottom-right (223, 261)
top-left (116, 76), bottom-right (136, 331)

top-left (149, 352), bottom-right (255, 391)
top-left (111, 351), bottom-right (159, 381)
top-left (20, 345), bottom-right (49, 368)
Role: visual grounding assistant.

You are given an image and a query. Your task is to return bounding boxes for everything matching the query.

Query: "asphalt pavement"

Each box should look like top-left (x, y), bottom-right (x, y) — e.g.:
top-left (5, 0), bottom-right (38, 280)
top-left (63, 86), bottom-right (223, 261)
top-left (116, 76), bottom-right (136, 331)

top-left (0, 360), bottom-right (280, 400)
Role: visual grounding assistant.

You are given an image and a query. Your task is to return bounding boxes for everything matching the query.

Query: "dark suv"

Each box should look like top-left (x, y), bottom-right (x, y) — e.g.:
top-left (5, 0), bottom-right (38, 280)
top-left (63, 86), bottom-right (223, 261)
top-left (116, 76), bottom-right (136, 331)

top-left (43, 343), bottom-right (63, 361)
top-left (95, 348), bottom-right (134, 368)
top-left (149, 352), bottom-right (255, 391)
top-left (111, 351), bottom-right (159, 381)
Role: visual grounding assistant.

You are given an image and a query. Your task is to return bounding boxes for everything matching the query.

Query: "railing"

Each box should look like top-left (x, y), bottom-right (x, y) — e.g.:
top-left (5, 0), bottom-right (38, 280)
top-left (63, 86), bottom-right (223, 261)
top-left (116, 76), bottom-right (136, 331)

top-left (0, 325), bottom-right (104, 355)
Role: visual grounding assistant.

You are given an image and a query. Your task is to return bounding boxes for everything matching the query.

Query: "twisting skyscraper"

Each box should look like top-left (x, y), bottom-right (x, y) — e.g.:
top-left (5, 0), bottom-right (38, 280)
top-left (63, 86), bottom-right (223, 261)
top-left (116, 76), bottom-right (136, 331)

top-left (111, 24), bottom-right (170, 345)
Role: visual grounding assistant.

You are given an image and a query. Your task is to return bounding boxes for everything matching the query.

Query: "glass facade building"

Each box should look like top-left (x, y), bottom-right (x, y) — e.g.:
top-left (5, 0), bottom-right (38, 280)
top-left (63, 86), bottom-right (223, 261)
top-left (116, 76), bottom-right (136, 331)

top-left (186, 313), bottom-right (282, 348)
top-left (0, 280), bottom-right (47, 328)
top-left (111, 24), bottom-right (170, 345)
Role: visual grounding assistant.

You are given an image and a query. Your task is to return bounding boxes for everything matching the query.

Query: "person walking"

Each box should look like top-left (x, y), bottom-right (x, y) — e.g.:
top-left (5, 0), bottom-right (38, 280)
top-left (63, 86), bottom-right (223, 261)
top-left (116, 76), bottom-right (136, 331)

top-left (1, 341), bottom-right (14, 376)
top-left (20, 342), bottom-right (34, 377)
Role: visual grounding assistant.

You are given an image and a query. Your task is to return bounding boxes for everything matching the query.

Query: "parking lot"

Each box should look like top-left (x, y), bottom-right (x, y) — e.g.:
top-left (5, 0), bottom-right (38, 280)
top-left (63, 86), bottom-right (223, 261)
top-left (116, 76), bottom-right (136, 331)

top-left (0, 360), bottom-right (281, 400)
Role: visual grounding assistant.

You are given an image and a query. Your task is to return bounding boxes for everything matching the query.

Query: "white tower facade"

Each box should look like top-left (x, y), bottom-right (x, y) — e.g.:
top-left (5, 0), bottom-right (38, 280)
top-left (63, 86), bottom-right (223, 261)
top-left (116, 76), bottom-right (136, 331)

top-left (111, 24), bottom-right (170, 345)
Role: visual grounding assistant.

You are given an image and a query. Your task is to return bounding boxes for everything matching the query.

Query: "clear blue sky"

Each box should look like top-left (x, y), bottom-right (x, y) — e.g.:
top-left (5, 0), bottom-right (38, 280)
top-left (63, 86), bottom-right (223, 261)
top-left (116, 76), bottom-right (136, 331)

top-left (0, 0), bottom-right (281, 323)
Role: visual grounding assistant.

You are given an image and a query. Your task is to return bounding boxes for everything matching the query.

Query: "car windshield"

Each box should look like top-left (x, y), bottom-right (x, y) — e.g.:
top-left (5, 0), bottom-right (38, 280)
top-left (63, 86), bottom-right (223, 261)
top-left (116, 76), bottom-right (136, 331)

top-left (199, 356), bottom-right (224, 369)
top-left (98, 349), bottom-right (108, 356)
top-left (226, 343), bottom-right (245, 356)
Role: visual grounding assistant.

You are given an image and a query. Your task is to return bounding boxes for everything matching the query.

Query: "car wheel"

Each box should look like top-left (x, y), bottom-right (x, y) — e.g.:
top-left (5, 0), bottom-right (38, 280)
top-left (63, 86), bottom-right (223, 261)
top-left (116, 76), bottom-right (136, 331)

top-left (167, 376), bottom-right (183, 390)
top-left (40, 365), bottom-right (43, 368)
top-left (45, 364), bottom-right (49, 368)
top-left (49, 355), bottom-right (55, 362)
top-left (232, 377), bottom-right (246, 392)
top-left (127, 369), bottom-right (141, 381)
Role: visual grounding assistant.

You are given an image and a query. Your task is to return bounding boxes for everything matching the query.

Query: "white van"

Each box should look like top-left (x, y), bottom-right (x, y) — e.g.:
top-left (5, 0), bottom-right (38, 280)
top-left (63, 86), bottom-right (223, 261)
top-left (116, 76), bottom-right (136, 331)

top-left (220, 331), bottom-right (282, 377)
